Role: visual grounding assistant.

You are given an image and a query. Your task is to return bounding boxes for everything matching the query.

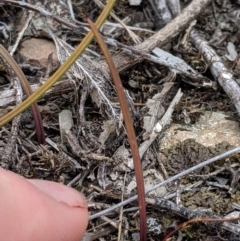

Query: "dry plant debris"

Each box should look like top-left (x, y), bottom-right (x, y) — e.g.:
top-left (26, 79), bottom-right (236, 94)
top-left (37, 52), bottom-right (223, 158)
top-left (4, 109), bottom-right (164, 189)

top-left (1, 0), bottom-right (240, 240)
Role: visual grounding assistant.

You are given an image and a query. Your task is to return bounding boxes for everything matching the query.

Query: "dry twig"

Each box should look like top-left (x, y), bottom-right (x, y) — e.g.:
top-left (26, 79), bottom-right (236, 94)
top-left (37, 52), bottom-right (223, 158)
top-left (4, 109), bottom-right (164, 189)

top-left (89, 147), bottom-right (240, 220)
top-left (190, 28), bottom-right (240, 116)
top-left (100, 0), bottom-right (212, 73)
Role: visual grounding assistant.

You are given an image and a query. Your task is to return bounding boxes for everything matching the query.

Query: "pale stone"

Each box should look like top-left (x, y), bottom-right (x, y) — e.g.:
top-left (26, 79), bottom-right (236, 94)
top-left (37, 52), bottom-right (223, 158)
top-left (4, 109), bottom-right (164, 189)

top-left (20, 38), bottom-right (58, 68)
top-left (129, 0), bottom-right (142, 6)
top-left (159, 111), bottom-right (240, 150)
top-left (59, 110), bottom-right (73, 144)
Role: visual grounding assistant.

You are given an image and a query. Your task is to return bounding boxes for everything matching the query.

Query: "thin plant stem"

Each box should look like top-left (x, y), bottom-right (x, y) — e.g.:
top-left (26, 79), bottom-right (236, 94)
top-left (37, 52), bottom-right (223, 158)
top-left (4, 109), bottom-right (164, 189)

top-left (87, 18), bottom-right (147, 241)
top-left (0, 0), bottom-right (117, 126)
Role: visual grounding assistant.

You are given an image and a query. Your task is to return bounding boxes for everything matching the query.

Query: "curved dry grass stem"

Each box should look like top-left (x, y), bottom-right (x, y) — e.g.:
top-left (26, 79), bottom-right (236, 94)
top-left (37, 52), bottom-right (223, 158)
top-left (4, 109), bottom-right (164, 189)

top-left (0, 0), bottom-right (117, 127)
top-left (87, 18), bottom-right (147, 241)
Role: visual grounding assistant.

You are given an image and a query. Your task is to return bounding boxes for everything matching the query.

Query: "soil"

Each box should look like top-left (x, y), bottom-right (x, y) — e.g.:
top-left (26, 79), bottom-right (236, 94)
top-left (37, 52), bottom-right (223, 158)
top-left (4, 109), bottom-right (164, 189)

top-left (1, 0), bottom-right (240, 240)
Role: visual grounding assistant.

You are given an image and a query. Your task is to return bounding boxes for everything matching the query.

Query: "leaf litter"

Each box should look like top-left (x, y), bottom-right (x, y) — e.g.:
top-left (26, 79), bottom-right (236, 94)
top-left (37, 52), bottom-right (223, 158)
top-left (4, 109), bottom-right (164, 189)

top-left (1, 0), bottom-right (240, 240)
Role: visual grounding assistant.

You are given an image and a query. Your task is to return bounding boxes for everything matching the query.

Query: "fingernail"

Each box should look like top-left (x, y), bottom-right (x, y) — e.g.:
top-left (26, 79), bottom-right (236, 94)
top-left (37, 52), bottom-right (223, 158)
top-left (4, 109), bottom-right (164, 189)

top-left (28, 179), bottom-right (88, 208)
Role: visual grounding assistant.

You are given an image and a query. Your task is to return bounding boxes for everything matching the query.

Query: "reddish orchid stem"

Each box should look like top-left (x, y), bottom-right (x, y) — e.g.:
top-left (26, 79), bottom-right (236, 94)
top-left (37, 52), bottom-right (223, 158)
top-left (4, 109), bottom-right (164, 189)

top-left (162, 216), bottom-right (240, 241)
top-left (87, 18), bottom-right (147, 240)
top-left (0, 45), bottom-right (45, 144)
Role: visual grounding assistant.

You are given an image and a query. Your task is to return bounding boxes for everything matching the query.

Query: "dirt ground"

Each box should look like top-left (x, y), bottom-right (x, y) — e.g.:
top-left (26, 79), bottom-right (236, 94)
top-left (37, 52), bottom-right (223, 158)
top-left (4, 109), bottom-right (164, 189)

top-left (1, 0), bottom-right (240, 240)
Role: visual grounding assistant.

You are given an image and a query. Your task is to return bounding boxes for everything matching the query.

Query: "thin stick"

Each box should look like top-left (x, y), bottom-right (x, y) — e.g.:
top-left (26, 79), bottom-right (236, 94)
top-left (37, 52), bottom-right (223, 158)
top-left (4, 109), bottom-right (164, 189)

top-left (89, 147), bottom-right (240, 220)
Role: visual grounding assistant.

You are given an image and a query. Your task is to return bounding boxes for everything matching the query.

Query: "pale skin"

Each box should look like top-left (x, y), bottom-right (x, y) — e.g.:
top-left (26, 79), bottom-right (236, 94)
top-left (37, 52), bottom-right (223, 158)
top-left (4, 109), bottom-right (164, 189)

top-left (0, 168), bottom-right (89, 241)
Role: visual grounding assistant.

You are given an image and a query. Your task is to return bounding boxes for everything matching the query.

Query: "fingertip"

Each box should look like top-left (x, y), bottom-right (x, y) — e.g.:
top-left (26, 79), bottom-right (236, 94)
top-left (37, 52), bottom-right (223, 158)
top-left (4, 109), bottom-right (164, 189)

top-left (0, 168), bottom-right (89, 241)
top-left (64, 204), bottom-right (89, 241)
top-left (25, 178), bottom-right (90, 240)
top-left (28, 179), bottom-right (90, 240)
top-left (28, 179), bottom-right (88, 209)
